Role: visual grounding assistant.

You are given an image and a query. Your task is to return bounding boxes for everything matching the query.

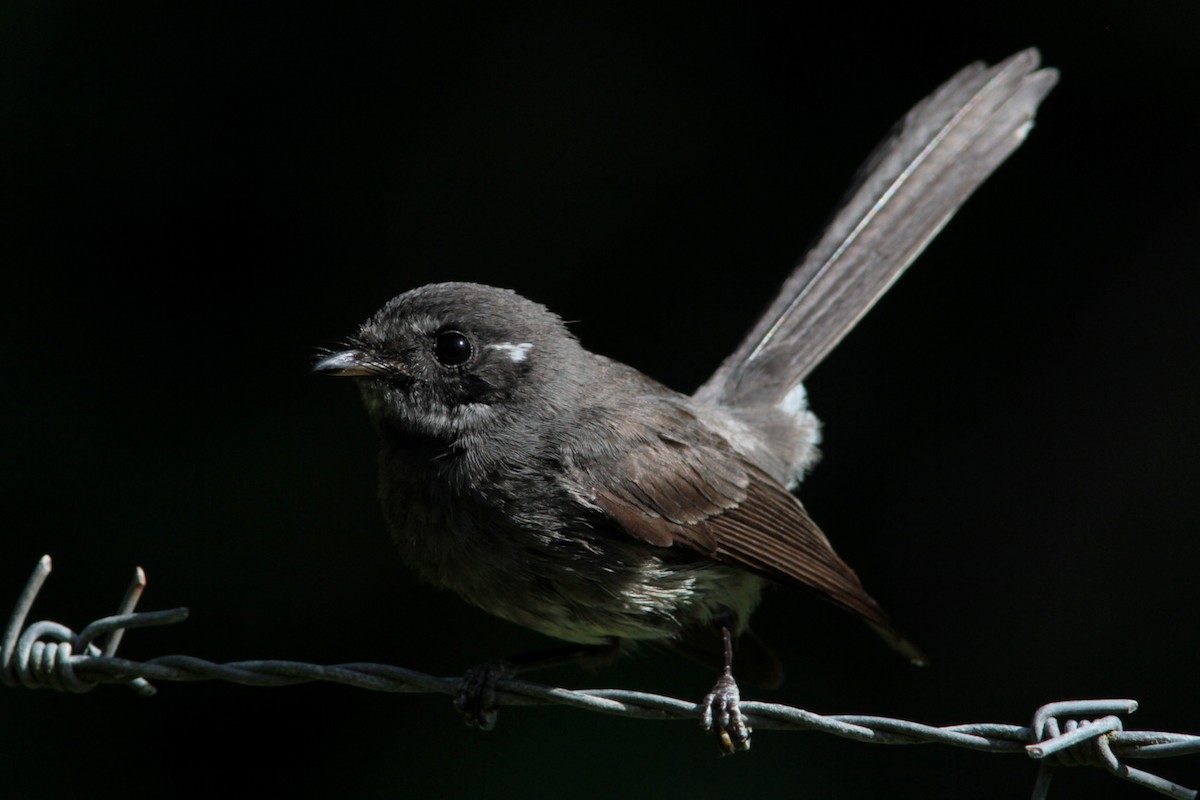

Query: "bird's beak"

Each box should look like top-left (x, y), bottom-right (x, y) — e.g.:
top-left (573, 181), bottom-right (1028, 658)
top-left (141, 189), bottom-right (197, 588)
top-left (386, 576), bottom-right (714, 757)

top-left (313, 349), bottom-right (385, 377)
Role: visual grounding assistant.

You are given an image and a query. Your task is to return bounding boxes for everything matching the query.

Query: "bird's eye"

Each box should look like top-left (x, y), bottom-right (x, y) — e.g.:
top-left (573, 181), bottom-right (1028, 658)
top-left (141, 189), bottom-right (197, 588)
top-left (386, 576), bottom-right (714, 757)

top-left (433, 330), bottom-right (472, 366)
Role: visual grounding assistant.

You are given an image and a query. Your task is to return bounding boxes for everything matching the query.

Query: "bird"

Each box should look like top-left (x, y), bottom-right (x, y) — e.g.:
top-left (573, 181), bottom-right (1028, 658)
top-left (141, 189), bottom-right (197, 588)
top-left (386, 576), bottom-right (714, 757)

top-left (315, 49), bottom-right (1057, 752)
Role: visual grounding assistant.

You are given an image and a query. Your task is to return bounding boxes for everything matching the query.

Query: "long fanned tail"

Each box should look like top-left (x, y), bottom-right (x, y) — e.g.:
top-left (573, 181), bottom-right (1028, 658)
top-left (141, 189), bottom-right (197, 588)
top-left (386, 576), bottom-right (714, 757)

top-left (695, 48), bottom-right (1059, 410)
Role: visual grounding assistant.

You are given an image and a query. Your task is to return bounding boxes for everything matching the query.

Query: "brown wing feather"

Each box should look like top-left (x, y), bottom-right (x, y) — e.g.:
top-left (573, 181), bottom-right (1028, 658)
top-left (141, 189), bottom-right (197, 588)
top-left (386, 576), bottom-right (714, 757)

top-left (569, 406), bottom-right (924, 663)
top-left (595, 441), bottom-right (889, 626)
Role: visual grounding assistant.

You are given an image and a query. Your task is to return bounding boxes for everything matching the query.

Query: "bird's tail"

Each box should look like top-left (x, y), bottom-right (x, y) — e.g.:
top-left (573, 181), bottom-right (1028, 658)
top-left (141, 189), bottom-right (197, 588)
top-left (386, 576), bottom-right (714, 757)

top-left (695, 49), bottom-right (1058, 416)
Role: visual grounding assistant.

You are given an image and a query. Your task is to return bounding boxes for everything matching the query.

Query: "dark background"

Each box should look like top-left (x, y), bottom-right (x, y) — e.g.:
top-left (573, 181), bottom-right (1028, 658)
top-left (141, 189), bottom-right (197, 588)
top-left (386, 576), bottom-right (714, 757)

top-left (3, 3), bottom-right (1197, 799)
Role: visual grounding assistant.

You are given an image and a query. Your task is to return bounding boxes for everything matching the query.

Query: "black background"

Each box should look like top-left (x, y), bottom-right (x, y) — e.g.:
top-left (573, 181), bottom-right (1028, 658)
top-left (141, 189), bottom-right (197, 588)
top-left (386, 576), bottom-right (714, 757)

top-left (3, 3), bottom-right (1198, 799)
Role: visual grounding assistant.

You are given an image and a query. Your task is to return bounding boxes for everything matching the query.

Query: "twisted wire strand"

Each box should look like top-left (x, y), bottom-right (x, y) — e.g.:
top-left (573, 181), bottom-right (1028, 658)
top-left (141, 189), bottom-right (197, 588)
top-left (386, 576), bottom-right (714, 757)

top-left (5, 557), bottom-right (1198, 800)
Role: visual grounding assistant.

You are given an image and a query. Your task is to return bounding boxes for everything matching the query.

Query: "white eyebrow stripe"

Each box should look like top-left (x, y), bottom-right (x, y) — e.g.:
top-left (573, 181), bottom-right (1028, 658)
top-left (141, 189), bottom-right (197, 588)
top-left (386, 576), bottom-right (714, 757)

top-left (488, 342), bottom-right (534, 362)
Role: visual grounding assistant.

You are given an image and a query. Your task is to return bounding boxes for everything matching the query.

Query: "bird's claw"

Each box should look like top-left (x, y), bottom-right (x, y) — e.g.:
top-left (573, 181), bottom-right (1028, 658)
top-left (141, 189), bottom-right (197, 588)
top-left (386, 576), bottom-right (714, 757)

top-left (455, 660), bottom-right (515, 730)
top-left (702, 670), bottom-right (751, 753)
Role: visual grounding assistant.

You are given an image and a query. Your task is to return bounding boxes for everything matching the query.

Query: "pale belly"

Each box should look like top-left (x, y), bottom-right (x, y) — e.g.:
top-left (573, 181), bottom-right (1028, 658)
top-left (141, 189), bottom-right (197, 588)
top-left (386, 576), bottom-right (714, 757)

top-left (383, 485), bottom-right (765, 645)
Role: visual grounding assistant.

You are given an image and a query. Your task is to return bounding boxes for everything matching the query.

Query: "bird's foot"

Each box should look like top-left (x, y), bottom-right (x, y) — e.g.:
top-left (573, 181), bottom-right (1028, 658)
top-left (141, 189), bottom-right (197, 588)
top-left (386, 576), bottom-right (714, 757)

top-left (455, 659), bottom-right (515, 730)
top-left (702, 669), bottom-right (751, 753)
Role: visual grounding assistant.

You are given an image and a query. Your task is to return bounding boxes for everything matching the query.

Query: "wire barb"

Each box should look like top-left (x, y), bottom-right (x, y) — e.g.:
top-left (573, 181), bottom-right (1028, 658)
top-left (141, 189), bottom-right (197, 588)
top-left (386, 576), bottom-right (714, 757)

top-left (1026, 701), bottom-right (1198, 800)
top-left (1, 556), bottom-right (185, 696)
top-left (5, 558), bottom-right (1199, 799)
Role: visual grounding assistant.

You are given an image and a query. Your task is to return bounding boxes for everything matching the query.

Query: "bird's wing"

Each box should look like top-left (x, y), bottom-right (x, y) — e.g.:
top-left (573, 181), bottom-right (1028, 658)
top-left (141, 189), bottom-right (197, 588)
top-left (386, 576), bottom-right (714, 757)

top-left (561, 404), bottom-right (925, 664)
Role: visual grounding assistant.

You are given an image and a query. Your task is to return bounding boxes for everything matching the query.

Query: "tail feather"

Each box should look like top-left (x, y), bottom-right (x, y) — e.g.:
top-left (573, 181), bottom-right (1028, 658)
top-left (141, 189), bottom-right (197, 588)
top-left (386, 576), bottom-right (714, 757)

top-left (696, 48), bottom-right (1058, 412)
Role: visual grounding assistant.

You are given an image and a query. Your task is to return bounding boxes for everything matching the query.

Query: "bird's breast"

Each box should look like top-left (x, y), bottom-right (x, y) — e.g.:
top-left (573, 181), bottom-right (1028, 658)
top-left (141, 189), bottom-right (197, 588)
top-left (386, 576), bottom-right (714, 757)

top-left (376, 444), bottom-right (765, 645)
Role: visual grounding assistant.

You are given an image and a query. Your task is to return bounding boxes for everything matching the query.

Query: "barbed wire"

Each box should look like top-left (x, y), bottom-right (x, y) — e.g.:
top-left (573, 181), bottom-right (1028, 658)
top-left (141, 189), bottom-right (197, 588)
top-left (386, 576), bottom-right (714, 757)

top-left (5, 556), bottom-right (1198, 799)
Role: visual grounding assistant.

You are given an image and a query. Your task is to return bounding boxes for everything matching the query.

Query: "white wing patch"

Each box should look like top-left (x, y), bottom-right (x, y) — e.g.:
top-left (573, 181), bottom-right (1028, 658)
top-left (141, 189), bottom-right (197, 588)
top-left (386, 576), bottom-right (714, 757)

top-left (489, 342), bottom-right (534, 362)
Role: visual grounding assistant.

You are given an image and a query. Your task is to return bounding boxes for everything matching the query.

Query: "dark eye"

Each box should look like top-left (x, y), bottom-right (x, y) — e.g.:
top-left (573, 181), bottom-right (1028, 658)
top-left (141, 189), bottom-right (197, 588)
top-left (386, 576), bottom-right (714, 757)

top-left (433, 330), bottom-right (472, 366)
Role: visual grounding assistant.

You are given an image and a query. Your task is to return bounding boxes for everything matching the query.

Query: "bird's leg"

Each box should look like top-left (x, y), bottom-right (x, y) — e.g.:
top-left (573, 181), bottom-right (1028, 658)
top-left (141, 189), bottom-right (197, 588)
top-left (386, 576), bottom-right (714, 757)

top-left (701, 625), bottom-right (751, 753)
top-left (456, 640), bottom-right (621, 730)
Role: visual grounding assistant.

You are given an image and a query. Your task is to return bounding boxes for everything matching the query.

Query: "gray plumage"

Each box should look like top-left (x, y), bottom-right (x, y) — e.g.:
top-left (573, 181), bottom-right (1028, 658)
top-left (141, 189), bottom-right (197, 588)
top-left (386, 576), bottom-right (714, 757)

top-left (316, 49), bottom-right (1057, 689)
top-left (698, 48), bottom-right (1058, 489)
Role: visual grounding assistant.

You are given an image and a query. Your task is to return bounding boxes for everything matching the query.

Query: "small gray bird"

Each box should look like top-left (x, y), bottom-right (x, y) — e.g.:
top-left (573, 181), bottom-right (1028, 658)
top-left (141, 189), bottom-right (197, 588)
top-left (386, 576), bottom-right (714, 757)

top-left (316, 49), bottom-right (1057, 751)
